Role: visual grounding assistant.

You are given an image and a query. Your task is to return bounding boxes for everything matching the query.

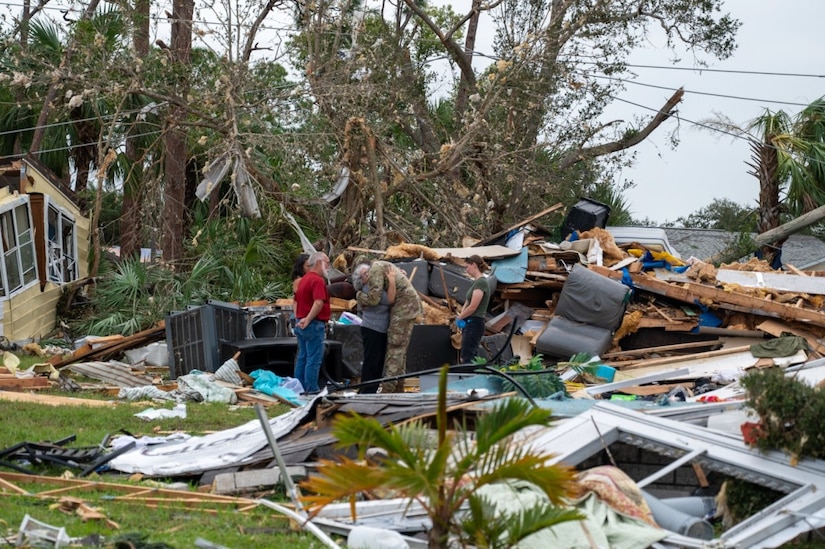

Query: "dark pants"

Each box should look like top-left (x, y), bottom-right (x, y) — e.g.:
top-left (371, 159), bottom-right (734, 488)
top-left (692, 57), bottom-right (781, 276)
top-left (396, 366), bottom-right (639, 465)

top-left (360, 327), bottom-right (388, 394)
top-left (460, 317), bottom-right (485, 364)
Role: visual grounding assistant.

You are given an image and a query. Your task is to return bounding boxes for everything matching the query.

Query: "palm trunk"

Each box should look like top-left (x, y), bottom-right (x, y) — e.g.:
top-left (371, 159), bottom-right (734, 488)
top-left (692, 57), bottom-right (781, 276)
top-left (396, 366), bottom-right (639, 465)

top-left (161, 0), bottom-right (194, 263)
top-left (120, 0), bottom-right (151, 261)
top-left (751, 136), bottom-right (785, 266)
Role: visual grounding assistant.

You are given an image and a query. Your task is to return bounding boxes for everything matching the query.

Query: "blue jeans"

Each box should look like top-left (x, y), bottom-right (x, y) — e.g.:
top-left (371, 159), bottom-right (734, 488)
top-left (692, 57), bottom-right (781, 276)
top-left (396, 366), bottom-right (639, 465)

top-left (294, 320), bottom-right (325, 392)
top-left (460, 317), bottom-right (485, 364)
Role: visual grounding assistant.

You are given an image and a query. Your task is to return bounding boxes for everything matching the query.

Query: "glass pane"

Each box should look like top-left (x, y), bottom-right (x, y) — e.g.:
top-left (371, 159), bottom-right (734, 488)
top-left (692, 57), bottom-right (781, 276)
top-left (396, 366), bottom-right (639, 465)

top-left (0, 212), bottom-right (13, 252)
top-left (20, 236), bottom-right (36, 285)
top-left (14, 204), bottom-right (30, 231)
top-left (63, 219), bottom-right (76, 280)
top-left (18, 225), bottom-right (32, 246)
top-left (5, 251), bottom-right (20, 292)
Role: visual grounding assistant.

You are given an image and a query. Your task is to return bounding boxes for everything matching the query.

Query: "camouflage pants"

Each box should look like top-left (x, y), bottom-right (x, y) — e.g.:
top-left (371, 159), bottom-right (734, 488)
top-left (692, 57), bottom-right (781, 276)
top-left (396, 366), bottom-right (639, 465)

top-left (382, 315), bottom-right (415, 393)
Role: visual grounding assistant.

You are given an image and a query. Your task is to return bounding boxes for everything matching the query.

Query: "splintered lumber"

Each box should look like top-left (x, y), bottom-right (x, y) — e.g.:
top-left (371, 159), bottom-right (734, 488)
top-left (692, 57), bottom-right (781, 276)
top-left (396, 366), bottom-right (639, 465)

top-left (0, 376), bottom-right (50, 390)
top-left (590, 266), bottom-right (825, 329)
top-left (635, 317), bottom-right (697, 331)
top-left (50, 323), bottom-right (166, 368)
top-left (236, 388), bottom-right (298, 408)
top-left (601, 340), bottom-right (722, 360)
top-left (0, 391), bottom-right (119, 407)
top-left (0, 472), bottom-right (258, 511)
top-left (474, 202), bottom-right (563, 247)
top-left (607, 346), bottom-right (755, 378)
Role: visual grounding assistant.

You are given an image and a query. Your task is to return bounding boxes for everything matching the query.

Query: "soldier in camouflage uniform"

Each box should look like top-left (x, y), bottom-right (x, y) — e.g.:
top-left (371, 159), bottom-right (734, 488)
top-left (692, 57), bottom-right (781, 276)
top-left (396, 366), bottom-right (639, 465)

top-left (355, 260), bottom-right (422, 392)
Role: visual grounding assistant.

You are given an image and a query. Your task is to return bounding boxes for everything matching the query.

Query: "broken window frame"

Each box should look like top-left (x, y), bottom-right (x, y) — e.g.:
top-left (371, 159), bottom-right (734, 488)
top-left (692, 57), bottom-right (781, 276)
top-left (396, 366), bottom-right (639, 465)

top-left (44, 199), bottom-right (78, 285)
top-left (0, 197), bottom-right (37, 298)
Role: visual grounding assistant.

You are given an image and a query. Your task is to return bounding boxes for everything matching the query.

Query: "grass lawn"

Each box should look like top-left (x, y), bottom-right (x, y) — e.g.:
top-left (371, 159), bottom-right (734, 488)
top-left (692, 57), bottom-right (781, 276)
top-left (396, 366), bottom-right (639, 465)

top-left (0, 360), bottom-right (329, 548)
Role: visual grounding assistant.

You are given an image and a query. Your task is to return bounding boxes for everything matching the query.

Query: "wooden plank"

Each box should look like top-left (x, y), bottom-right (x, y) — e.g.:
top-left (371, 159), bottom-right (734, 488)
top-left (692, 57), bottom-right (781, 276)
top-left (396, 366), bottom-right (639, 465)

top-left (474, 202), bottom-right (564, 247)
top-left (591, 266), bottom-right (825, 329)
top-left (0, 391), bottom-right (119, 407)
top-left (236, 388), bottom-right (297, 408)
top-left (0, 377), bottom-right (50, 389)
top-left (601, 340), bottom-right (721, 359)
top-left (525, 271), bottom-right (569, 281)
top-left (606, 345), bottom-right (753, 370)
top-left (52, 323), bottom-right (166, 368)
top-left (618, 383), bottom-right (684, 396)
top-left (635, 318), bottom-right (697, 331)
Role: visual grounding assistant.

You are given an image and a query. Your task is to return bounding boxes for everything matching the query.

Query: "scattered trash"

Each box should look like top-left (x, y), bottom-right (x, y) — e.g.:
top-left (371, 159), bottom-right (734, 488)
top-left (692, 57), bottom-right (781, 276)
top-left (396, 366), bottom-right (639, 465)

top-left (16, 514), bottom-right (72, 548)
top-left (347, 526), bottom-right (409, 549)
top-left (134, 403), bottom-right (187, 421)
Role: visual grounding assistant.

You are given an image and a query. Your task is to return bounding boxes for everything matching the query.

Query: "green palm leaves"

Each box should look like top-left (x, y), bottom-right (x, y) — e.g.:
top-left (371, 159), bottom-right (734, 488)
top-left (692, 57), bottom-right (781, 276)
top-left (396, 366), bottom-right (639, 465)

top-left (301, 366), bottom-right (582, 547)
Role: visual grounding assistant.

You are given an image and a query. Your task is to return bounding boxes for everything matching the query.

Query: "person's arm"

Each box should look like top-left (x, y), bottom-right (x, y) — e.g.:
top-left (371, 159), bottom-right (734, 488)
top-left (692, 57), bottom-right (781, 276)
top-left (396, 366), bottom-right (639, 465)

top-left (357, 266), bottom-right (384, 306)
top-left (386, 265), bottom-right (397, 304)
top-left (458, 289), bottom-right (483, 320)
top-left (298, 299), bottom-right (325, 329)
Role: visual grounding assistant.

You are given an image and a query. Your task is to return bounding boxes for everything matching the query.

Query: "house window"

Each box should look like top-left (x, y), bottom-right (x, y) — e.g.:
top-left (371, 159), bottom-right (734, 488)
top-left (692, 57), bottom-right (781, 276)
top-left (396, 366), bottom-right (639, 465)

top-left (0, 200), bottom-right (37, 297)
top-left (46, 204), bottom-right (78, 284)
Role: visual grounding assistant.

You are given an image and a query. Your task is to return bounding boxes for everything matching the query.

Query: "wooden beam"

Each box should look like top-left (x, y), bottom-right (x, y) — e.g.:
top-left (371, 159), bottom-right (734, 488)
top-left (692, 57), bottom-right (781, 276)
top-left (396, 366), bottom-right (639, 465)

top-left (474, 202), bottom-right (564, 247)
top-left (590, 266), bottom-right (825, 329)
top-left (0, 391), bottom-right (119, 407)
top-left (601, 340), bottom-right (721, 359)
top-left (606, 345), bottom-right (752, 370)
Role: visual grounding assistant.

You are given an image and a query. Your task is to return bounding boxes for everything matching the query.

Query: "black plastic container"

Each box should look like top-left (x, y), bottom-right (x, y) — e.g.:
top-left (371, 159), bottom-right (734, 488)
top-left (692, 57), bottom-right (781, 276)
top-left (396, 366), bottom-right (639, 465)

top-left (560, 197), bottom-right (611, 239)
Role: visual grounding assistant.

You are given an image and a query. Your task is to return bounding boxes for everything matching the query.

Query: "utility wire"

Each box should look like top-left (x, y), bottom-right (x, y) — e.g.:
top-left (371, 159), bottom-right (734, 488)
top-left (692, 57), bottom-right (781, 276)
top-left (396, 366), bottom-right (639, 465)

top-left (0, 105), bottom-right (166, 139)
top-left (610, 93), bottom-right (825, 173)
top-left (586, 73), bottom-right (815, 108)
top-left (620, 63), bottom-right (825, 79)
top-left (609, 95), bottom-right (747, 143)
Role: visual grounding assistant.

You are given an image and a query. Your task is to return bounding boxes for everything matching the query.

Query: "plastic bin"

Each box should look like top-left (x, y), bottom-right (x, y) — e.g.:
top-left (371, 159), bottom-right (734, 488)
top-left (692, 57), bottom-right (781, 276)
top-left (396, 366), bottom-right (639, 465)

top-left (561, 197), bottom-right (611, 239)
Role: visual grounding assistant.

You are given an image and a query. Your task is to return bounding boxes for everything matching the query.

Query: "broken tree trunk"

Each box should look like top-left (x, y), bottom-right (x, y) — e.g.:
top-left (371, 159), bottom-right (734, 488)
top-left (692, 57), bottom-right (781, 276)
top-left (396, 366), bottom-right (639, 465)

top-left (709, 203), bottom-right (825, 265)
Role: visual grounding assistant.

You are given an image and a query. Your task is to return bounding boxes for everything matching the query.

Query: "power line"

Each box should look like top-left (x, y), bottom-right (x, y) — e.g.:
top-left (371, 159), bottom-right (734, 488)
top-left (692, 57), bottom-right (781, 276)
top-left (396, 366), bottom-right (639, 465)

top-left (0, 105), bottom-right (166, 139)
top-left (0, 1), bottom-right (299, 33)
top-left (586, 73), bottom-right (815, 108)
top-left (610, 95), bottom-right (747, 143)
top-left (12, 128), bottom-right (163, 158)
top-left (621, 63), bottom-right (825, 79)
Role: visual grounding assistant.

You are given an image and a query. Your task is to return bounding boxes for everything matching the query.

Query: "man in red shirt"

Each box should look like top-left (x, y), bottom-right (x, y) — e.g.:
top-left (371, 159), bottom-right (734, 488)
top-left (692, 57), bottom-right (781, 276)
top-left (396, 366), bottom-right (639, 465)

top-left (294, 251), bottom-right (331, 394)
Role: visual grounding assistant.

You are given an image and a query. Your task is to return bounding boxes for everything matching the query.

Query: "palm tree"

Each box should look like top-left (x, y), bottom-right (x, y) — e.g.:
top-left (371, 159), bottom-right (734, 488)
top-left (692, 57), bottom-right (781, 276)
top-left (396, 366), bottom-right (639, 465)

top-left (784, 98), bottom-right (825, 215)
top-left (300, 366), bottom-right (582, 548)
top-left (747, 98), bottom-right (825, 267)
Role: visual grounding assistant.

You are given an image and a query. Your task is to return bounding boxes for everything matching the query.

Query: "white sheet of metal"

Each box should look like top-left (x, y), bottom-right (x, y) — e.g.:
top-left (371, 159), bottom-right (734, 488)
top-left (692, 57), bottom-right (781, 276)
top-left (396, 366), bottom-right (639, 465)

top-left (107, 400), bottom-right (315, 476)
top-left (517, 402), bottom-right (825, 548)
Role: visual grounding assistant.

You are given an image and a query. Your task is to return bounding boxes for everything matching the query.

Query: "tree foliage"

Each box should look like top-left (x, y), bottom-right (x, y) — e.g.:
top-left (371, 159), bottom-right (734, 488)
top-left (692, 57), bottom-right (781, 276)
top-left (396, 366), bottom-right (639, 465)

top-left (1, 0), bottom-right (740, 263)
top-left (673, 197), bottom-right (756, 231)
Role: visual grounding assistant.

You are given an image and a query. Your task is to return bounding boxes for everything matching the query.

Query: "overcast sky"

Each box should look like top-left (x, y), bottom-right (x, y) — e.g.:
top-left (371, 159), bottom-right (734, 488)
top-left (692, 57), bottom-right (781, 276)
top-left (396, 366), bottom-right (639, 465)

top-left (608, 0), bottom-right (825, 224)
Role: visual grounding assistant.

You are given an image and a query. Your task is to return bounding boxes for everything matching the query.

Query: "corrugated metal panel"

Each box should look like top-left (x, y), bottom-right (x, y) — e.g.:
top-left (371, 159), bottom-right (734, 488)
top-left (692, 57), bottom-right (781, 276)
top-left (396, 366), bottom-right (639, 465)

top-left (65, 361), bottom-right (154, 387)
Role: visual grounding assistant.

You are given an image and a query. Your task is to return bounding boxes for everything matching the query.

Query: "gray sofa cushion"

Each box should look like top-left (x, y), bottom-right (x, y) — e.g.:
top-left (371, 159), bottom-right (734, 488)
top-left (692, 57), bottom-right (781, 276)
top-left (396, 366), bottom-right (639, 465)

top-left (555, 263), bottom-right (631, 330)
top-left (535, 316), bottom-right (614, 359)
top-left (534, 264), bottom-right (632, 360)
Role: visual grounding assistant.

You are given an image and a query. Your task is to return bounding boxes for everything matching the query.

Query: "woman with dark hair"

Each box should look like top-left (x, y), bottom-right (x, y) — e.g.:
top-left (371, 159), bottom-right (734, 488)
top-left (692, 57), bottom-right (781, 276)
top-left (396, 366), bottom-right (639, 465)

top-left (289, 253), bottom-right (310, 333)
top-left (291, 253), bottom-right (310, 295)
